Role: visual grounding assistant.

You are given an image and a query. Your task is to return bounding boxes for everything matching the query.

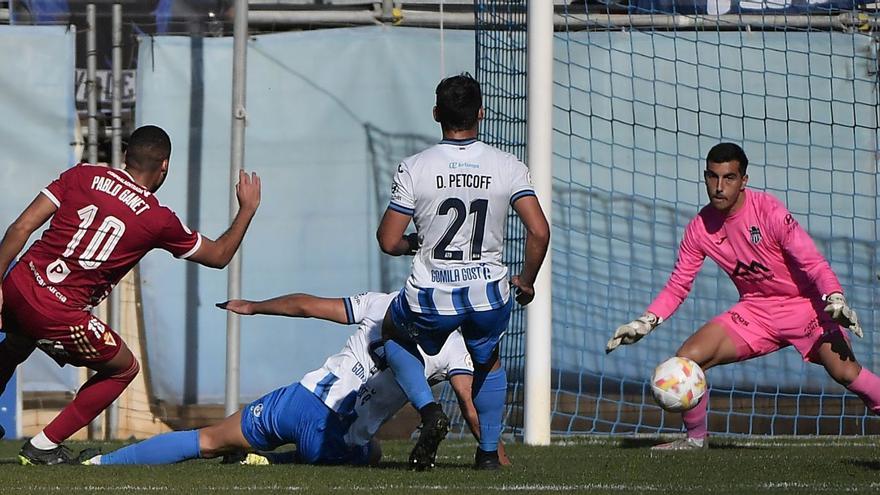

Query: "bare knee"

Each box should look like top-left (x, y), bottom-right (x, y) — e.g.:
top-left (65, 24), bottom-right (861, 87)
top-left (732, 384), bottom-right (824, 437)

top-left (676, 343), bottom-right (711, 368)
top-left (197, 414), bottom-right (246, 458)
top-left (198, 428), bottom-right (224, 458)
top-left (116, 356), bottom-right (140, 383)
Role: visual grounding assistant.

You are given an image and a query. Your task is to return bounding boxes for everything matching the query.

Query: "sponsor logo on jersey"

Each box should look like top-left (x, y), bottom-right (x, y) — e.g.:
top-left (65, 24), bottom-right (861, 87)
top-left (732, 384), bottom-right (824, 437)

top-left (749, 226), bottom-right (762, 244)
top-left (449, 161), bottom-right (480, 170)
top-left (357, 385), bottom-right (376, 406)
top-left (351, 361), bottom-right (367, 382)
top-left (29, 261), bottom-right (68, 303)
top-left (731, 260), bottom-right (773, 281)
top-left (46, 258), bottom-right (71, 284)
top-left (728, 311), bottom-right (751, 327)
top-left (431, 266), bottom-right (491, 283)
top-left (351, 292), bottom-right (366, 307)
top-left (88, 317), bottom-right (105, 338)
top-left (804, 318), bottom-right (820, 337)
top-left (251, 403), bottom-right (263, 418)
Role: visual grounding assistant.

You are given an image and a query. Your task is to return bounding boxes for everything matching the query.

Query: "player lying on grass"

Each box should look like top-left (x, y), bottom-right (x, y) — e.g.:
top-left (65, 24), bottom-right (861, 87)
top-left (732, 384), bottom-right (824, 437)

top-left (85, 291), bottom-right (509, 466)
top-left (606, 142), bottom-right (880, 450)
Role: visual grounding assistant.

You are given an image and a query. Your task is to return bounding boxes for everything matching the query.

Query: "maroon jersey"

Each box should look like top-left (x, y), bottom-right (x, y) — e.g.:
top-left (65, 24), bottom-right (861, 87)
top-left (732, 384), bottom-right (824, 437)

top-left (10, 163), bottom-right (200, 312)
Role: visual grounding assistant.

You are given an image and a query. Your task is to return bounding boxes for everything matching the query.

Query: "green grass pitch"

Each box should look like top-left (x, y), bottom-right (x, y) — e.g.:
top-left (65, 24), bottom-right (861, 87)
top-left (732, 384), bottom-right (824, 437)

top-left (0, 437), bottom-right (877, 494)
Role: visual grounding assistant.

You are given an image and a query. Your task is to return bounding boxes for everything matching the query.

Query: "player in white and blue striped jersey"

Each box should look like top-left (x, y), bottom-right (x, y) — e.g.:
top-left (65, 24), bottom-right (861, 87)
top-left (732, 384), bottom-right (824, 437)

top-left (377, 73), bottom-right (550, 470)
top-left (84, 291), bottom-right (505, 466)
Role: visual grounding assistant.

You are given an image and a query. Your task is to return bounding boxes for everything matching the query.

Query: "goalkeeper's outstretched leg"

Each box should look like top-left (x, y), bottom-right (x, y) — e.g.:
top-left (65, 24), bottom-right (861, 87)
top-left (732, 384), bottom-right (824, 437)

top-left (814, 332), bottom-right (880, 416)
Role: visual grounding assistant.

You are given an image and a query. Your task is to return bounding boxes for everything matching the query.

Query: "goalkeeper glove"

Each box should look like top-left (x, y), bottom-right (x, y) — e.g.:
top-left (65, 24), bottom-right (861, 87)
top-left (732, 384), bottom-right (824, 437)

top-left (606, 313), bottom-right (663, 353)
top-left (823, 292), bottom-right (862, 338)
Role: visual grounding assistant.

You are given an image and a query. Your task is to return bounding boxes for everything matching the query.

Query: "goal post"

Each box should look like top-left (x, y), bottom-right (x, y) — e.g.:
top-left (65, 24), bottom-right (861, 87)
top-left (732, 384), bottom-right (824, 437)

top-left (524, 0), bottom-right (554, 447)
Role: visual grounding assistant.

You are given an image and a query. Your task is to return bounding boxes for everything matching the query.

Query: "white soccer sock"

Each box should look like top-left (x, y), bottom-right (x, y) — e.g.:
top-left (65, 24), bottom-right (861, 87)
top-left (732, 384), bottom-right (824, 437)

top-left (30, 431), bottom-right (59, 450)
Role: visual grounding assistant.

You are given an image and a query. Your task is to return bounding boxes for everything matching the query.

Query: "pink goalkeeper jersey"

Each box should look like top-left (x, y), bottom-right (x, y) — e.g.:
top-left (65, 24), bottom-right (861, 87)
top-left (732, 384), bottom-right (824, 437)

top-left (646, 189), bottom-right (842, 321)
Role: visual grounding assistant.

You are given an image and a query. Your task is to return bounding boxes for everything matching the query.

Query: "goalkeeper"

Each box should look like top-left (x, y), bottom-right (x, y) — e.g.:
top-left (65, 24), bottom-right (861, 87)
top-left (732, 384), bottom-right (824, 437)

top-left (606, 142), bottom-right (879, 450)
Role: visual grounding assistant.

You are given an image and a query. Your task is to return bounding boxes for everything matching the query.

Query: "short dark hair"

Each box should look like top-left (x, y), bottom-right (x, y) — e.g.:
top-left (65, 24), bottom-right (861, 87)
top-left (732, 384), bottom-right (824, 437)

top-left (435, 73), bottom-right (482, 132)
top-left (706, 142), bottom-right (748, 176)
top-left (125, 125), bottom-right (171, 172)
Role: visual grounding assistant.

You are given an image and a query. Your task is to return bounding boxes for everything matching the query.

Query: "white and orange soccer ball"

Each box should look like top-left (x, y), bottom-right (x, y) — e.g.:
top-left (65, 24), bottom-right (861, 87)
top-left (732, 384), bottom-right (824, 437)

top-left (650, 357), bottom-right (707, 412)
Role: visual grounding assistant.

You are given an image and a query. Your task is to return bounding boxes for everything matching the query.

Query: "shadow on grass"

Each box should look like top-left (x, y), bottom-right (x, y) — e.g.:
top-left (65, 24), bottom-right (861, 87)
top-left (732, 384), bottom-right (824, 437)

top-left (618, 438), bottom-right (659, 449)
top-left (846, 459), bottom-right (880, 471)
top-left (618, 438), bottom-right (761, 450)
top-left (369, 460), bottom-right (473, 470)
top-left (708, 443), bottom-right (761, 450)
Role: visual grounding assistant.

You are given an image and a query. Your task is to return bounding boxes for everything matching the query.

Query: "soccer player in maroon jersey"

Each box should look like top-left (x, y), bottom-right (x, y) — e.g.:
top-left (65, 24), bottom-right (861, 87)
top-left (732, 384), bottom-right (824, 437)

top-left (0, 125), bottom-right (261, 464)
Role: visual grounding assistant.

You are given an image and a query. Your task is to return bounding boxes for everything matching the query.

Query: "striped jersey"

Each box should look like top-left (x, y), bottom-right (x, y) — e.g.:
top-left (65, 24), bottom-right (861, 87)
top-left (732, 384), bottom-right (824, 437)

top-left (388, 139), bottom-right (535, 315)
top-left (298, 291), bottom-right (472, 434)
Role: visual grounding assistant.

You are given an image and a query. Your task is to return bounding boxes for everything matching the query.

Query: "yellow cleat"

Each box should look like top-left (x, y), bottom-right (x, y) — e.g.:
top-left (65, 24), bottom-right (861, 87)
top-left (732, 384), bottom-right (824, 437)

top-left (240, 453), bottom-right (271, 466)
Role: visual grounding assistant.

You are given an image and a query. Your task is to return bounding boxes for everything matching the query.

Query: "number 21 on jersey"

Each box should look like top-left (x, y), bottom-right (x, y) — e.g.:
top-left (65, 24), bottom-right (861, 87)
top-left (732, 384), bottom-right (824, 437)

top-left (433, 198), bottom-right (488, 261)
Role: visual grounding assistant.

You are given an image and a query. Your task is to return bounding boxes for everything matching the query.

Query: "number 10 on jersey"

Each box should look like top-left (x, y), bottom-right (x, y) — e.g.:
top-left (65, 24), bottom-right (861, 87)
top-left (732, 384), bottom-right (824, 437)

top-left (47, 204), bottom-right (126, 284)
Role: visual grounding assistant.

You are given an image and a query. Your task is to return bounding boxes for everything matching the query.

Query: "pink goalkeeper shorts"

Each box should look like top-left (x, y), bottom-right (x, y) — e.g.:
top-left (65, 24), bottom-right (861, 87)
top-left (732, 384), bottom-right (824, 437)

top-left (713, 296), bottom-right (848, 363)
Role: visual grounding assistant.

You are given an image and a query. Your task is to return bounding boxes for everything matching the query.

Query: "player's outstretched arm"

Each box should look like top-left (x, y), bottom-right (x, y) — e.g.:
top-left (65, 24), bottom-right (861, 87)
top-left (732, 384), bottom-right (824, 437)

top-left (449, 374), bottom-right (511, 466)
top-left (376, 209), bottom-right (418, 256)
top-left (188, 170), bottom-right (261, 269)
top-left (216, 294), bottom-right (348, 324)
top-left (605, 312), bottom-right (663, 353)
top-left (0, 194), bottom-right (57, 327)
top-left (511, 195), bottom-right (550, 306)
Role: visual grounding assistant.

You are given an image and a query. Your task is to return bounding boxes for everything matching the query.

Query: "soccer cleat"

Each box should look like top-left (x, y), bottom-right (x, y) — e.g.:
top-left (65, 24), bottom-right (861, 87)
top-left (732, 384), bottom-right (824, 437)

top-left (651, 437), bottom-right (707, 451)
top-left (408, 402), bottom-right (449, 471)
top-left (221, 452), bottom-right (273, 465)
top-left (220, 451), bottom-right (247, 464)
top-left (19, 441), bottom-right (76, 465)
top-left (473, 448), bottom-right (500, 470)
top-left (239, 453), bottom-right (270, 466)
top-left (77, 449), bottom-right (103, 465)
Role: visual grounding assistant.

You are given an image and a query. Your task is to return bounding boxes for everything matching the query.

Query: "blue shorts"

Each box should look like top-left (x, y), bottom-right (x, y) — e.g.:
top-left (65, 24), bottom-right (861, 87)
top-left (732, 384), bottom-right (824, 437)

top-left (240, 382), bottom-right (371, 465)
top-left (388, 291), bottom-right (513, 365)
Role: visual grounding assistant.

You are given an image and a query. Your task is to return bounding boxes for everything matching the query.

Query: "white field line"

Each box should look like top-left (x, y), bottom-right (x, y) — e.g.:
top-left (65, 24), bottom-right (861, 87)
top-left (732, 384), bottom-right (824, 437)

top-left (12, 483), bottom-right (880, 493)
top-left (552, 436), bottom-right (879, 448)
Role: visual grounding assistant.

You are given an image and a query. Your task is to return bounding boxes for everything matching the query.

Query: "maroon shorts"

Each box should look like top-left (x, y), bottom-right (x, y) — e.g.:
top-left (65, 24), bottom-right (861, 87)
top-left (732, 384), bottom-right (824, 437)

top-left (1, 276), bottom-right (122, 366)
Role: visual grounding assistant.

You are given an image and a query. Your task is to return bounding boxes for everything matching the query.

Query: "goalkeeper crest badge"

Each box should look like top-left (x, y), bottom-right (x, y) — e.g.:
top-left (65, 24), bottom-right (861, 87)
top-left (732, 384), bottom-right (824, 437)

top-left (749, 226), bottom-right (762, 244)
